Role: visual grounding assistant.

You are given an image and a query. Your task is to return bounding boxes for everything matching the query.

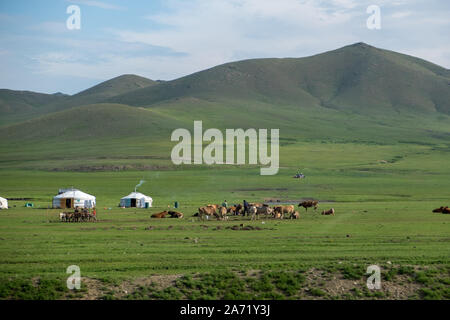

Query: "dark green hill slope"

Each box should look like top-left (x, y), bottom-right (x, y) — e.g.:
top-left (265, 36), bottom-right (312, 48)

top-left (0, 75), bottom-right (157, 126)
top-left (0, 89), bottom-right (67, 115)
top-left (0, 103), bottom-right (182, 142)
top-left (109, 43), bottom-right (450, 115)
top-left (70, 74), bottom-right (157, 103)
top-left (1, 43), bottom-right (450, 161)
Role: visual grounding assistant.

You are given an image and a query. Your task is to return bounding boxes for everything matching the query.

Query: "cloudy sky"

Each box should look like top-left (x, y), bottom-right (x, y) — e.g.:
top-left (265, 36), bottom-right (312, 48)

top-left (0, 0), bottom-right (449, 94)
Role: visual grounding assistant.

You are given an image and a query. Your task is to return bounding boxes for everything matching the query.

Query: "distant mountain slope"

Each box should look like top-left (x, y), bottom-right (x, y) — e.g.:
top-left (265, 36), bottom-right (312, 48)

top-left (0, 89), bottom-right (67, 114)
top-left (1, 43), bottom-right (450, 147)
top-left (108, 43), bottom-right (450, 115)
top-left (0, 103), bottom-right (183, 141)
top-left (71, 74), bottom-right (157, 103)
top-left (0, 74), bottom-right (157, 126)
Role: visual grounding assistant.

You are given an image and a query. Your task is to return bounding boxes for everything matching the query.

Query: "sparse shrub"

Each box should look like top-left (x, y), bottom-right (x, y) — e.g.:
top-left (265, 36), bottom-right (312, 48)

top-left (310, 288), bottom-right (326, 297)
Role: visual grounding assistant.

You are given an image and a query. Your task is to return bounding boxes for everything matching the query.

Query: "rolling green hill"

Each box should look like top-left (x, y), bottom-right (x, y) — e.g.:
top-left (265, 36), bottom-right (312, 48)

top-left (1, 43), bottom-right (450, 171)
top-left (108, 43), bottom-right (450, 115)
top-left (0, 74), bottom-right (157, 126)
top-left (0, 89), bottom-right (68, 125)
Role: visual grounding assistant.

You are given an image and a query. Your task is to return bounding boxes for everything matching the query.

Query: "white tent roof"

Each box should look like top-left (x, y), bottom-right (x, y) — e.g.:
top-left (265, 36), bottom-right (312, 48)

top-left (121, 192), bottom-right (152, 201)
top-left (0, 196), bottom-right (8, 208)
top-left (54, 189), bottom-right (95, 200)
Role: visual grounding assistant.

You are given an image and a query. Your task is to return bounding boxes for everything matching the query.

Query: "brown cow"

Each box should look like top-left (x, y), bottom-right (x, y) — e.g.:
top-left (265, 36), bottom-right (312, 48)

top-left (273, 205), bottom-right (295, 218)
top-left (291, 211), bottom-right (300, 219)
top-left (227, 204), bottom-right (242, 215)
top-left (432, 206), bottom-right (449, 213)
top-left (218, 206), bottom-right (228, 220)
top-left (168, 211), bottom-right (184, 218)
top-left (273, 211), bottom-right (283, 219)
top-left (151, 211), bottom-right (168, 218)
top-left (298, 200), bottom-right (319, 212)
top-left (207, 204), bottom-right (219, 210)
top-left (198, 206), bottom-right (220, 220)
top-left (321, 208), bottom-right (335, 216)
top-left (249, 202), bottom-right (264, 208)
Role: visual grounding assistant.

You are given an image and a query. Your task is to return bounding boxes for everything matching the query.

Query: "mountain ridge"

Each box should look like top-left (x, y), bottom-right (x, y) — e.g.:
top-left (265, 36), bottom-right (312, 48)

top-left (106, 42), bottom-right (450, 115)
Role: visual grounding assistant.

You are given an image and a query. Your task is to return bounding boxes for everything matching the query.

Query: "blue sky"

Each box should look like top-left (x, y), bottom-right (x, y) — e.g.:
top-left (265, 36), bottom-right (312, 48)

top-left (0, 0), bottom-right (449, 94)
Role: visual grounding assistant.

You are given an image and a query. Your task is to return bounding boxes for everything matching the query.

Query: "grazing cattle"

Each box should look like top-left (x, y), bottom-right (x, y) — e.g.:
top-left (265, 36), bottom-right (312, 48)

top-left (256, 206), bottom-right (274, 217)
top-left (249, 206), bottom-right (258, 220)
top-left (442, 207), bottom-right (450, 214)
top-left (249, 202), bottom-right (264, 208)
top-left (273, 212), bottom-right (283, 219)
top-left (321, 208), bottom-right (335, 216)
top-left (291, 211), bottom-right (300, 219)
top-left (151, 211), bottom-right (168, 218)
top-left (168, 211), bottom-right (184, 218)
top-left (298, 200), bottom-right (319, 212)
top-left (227, 204), bottom-right (242, 215)
top-left (273, 205), bottom-right (295, 218)
top-left (218, 206), bottom-right (228, 220)
top-left (198, 206), bottom-right (219, 220)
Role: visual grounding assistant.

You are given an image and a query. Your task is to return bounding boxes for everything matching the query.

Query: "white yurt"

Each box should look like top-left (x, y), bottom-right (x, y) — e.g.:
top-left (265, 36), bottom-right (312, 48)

top-left (0, 197), bottom-right (8, 209)
top-left (52, 189), bottom-right (96, 209)
top-left (120, 192), bottom-right (153, 208)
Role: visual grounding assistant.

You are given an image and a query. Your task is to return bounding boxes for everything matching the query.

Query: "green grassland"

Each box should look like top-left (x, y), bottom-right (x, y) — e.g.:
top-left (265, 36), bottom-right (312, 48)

top-left (0, 139), bottom-right (449, 299)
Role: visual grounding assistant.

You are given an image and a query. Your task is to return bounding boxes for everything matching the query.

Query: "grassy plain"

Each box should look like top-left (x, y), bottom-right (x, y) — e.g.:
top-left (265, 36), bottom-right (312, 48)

top-left (0, 140), bottom-right (449, 299)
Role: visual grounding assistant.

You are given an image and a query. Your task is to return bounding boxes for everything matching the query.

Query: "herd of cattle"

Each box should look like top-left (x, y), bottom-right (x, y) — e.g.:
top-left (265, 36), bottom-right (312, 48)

top-left (150, 200), bottom-right (335, 221)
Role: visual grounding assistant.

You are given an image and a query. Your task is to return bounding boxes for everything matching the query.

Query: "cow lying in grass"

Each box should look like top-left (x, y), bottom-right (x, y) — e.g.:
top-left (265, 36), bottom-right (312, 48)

top-left (432, 206), bottom-right (450, 214)
top-left (298, 200), bottom-right (319, 212)
top-left (168, 211), bottom-right (184, 218)
top-left (321, 208), bottom-right (335, 216)
top-left (291, 211), bottom-right (300, 219)
top-left (151, 211), bottom-right (168, 218)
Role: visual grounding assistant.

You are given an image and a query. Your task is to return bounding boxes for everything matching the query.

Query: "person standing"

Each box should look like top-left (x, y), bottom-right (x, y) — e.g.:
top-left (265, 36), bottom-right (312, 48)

top-left (243, 200), bottom-right (249, 216)
top-left (222, 200), bottom-right (228, 208)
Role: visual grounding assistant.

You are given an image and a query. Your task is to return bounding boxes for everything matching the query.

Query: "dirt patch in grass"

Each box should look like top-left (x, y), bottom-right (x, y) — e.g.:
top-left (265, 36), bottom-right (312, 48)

top-left (302, 267), bottom-right (423, 299)
top-left (66, 275), bottom-right (183, 300)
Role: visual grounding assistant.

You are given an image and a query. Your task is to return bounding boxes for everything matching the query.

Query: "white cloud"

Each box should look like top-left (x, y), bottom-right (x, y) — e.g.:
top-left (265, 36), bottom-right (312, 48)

top-left (110, 0), bottom-right (360, 77)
